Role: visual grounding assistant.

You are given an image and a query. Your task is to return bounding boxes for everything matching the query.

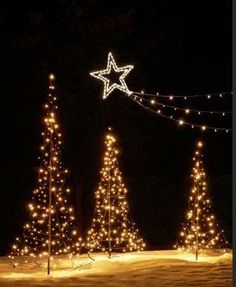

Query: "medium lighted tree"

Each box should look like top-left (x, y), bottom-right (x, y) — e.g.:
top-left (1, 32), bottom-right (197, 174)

top-left (86, 128), bottom-right (145, 257)
top-left (9, 74), bottom-right (81, 274)
top-left (175, 141), bottom-right (228, 260)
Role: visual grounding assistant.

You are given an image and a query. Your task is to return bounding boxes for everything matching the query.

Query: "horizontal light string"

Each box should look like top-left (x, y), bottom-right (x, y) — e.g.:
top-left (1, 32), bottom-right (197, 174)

top-left (133, 91), bottom-right (233, 99)
top-left (128, 94), bottom-right (232, 133)
top-left (131, 93), bottom-right (231, 115)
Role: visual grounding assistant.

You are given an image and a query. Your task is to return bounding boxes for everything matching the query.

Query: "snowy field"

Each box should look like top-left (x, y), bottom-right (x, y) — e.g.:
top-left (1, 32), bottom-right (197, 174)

top-left (0, 249), bottom-right (232, 287)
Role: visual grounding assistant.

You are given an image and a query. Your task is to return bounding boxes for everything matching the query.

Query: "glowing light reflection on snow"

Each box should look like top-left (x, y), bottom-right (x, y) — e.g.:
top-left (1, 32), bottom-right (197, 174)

top-left (1, 250), bottom-right (232, 280)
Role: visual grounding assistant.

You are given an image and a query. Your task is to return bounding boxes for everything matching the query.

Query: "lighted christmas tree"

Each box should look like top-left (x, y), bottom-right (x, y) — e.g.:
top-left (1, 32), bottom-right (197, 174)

top-left (86, 128), bottom-right (145, 257)
top-left (175, 141), bottom-right (228, 260)
top-left (9, 74), bottom-right (81, 274)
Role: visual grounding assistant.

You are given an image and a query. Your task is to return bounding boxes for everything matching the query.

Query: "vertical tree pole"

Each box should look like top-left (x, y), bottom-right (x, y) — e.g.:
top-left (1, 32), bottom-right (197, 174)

top-left (195, 183), bottom-right (199, 261)
top-left (47, 123), bottom-right (53, 275)
top-left (108, 159), bottom-right (111, 258)
top-left (47, 78), bottom-right (54, 275)
top-left (195, 152), bottom-right (200, 261)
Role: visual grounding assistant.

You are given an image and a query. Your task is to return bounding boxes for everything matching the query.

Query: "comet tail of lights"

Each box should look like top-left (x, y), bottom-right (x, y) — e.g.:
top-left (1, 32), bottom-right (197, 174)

top-left (90, 52), bottom-right (232, 133)
top-left (128, 92), bottom-right (232, 133)
top-left (174, 141), bottom-right (228, 260)
top-left (86, 128), bottom-right (145, 258)
top-left (9, 74), bottom-right (82, 274)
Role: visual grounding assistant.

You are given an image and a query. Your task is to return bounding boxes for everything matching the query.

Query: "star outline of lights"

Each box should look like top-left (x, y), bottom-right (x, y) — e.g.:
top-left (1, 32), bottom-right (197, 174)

top-left (90, 52), bottom-right (133, 99)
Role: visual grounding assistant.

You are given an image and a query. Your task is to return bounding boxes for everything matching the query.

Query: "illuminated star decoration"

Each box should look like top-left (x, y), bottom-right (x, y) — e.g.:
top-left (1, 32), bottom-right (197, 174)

top-left (90, 53), bottom-right (231, 133)
top-left (90, 52), bottom-right (133, 99)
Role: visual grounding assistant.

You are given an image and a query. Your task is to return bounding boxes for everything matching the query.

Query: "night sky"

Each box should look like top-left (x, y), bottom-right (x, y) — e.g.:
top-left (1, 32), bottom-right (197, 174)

top-left (0, 0), bottom-right (232, 255)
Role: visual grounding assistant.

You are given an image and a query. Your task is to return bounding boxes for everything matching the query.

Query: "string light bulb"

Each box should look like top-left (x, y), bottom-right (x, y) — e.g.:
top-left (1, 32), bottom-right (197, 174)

top-left (49, 74), bottom-right (55, 80)
top-left (197, 141), bottom-right (203, 148)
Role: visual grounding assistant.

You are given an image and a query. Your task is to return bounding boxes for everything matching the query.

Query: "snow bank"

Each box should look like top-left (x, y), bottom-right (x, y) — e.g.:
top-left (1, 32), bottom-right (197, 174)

top-left (0, 249), bottom-right (232, 287)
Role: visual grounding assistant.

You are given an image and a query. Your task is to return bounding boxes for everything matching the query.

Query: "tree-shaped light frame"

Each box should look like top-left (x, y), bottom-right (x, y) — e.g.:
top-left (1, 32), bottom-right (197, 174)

top-left (86, 128), bottom-right (145, 257)
top-left (175, 141), bottom-right (228, 260)
top-left (10, 74), bottom-right (81, 273)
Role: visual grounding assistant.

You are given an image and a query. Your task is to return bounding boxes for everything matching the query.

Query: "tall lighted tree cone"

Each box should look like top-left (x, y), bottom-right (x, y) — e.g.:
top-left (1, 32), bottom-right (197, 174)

top-left (86, 128), bottom-right (145, 257)
top-left (9, 74), bottom-right (81, 274)
top-left (175, 141), bottom-right (228, 260)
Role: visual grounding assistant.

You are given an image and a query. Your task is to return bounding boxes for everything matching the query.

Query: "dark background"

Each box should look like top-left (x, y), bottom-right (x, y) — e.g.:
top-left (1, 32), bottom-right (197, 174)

top-left (0, 0), bottom-right (232, 255)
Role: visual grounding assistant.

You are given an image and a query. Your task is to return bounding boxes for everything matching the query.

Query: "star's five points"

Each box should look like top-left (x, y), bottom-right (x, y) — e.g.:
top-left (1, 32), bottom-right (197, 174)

top-left (90, 52), bottom-right (133, 99)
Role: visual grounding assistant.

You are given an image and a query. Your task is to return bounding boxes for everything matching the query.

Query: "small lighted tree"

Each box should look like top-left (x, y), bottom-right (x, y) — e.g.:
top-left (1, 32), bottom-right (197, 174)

top-left (86, 128), bottom-right (145, 257)
top-left (175, 141), bottom-right (228, 260)
top-left (9, 74), bottom-right (81, 274)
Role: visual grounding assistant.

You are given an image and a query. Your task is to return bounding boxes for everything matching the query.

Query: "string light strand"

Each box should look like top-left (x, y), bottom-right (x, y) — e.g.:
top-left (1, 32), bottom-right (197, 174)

top-left (131, 93), bottom-right (231, 115)
top-left (133, 91), bottom-right (233, 99)
top-left (129, 94), bottom-right (231, 133)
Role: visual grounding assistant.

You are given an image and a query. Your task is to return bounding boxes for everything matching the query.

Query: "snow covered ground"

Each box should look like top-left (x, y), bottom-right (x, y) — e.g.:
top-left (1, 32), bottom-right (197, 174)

top-left (0, 249), bottom-right (232, 287)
